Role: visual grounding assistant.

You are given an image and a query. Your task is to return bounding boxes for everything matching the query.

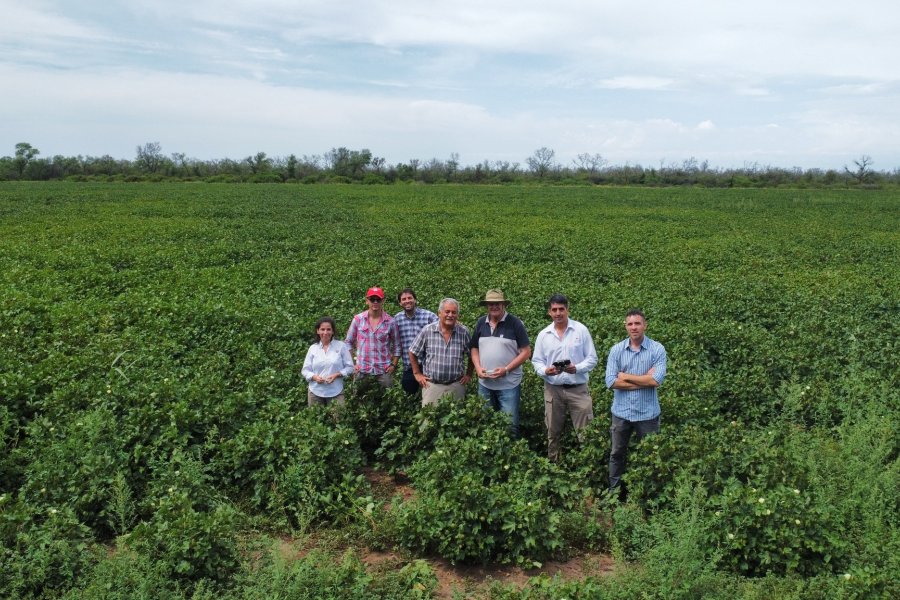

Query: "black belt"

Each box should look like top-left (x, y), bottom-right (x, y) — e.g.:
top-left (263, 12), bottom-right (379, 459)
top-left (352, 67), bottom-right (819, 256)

top-left (555, 383), bottom-right (581, 389)
top-left (431, 377), bottom-right (462, 385)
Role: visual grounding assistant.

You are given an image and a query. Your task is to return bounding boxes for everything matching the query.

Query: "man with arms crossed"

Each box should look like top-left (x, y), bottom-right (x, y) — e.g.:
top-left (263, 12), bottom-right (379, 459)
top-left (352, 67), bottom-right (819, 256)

top-left (605, 309), bottom-right (667, 500)
top-left (470, 289), bottom-right (531, 437)
top-left (408, 298), bottom-right (473, 406)
top-left (394, 288), bottom-right (438, 395)
top-left (532, 294), bottom-right (598, 462)
top-left (344, 286), bottom-right (401, 393)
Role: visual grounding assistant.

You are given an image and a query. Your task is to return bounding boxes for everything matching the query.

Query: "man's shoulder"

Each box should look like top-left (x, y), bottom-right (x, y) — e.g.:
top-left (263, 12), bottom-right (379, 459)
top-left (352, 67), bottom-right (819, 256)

top-left (418, 307), bottom-right (438, 319)
top-left (609, 338), bottom-right (629, 352)
top-left (643, 336), bottom-right (666, 351)
top-left (536, 322), bottom-right (556, 337)
top-left (568, 318), bottom-right (590, 331)
top-left (505, 312), bottom-right (526, 325)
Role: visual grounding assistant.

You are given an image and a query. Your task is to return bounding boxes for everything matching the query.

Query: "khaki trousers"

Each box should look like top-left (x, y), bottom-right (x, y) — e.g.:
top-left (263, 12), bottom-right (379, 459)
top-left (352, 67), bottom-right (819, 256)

top-left (544, 382), bottom-right (593, 462)
top-left (421, 380), bottom-right (466, 406)
top-left (307, 391), bottom-right (345, 407)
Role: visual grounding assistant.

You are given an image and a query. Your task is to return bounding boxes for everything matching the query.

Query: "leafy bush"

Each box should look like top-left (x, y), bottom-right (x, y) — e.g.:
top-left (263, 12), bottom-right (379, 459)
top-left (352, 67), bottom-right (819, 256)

top-left (344, 384), bottom-right (420, 460)
top-left (235, 548), bottom-right (438, 599)
top-left (212, 402), bottom-right (368, 528)
top-left (0, 500), bottom-right (96, 599)
top-left (127, 450), bottom-right (241, 586)
top-left (388, 412), bottom-right (591, 565)
top-left (19, 408), bottom-right (130, 536)
top-left (375, 392), bottom-right (512, 470)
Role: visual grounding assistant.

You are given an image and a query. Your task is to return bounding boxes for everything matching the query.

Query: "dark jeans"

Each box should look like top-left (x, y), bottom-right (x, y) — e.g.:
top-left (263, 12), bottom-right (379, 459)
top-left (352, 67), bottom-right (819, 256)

top-left (400, 368), bottom-right (420, 395)
top-left (608, 414), bottom-right (660, 494)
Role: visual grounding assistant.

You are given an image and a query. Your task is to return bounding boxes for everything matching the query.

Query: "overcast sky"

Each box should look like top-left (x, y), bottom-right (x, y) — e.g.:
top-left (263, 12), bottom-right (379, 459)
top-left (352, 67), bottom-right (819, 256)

top-left (2, 0), bottom-right (899, 170)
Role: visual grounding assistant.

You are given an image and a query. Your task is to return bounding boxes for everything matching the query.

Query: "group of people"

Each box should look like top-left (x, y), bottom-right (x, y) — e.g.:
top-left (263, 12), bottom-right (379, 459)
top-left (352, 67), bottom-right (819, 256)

top-left (301, 286), bottom-right (667, 497)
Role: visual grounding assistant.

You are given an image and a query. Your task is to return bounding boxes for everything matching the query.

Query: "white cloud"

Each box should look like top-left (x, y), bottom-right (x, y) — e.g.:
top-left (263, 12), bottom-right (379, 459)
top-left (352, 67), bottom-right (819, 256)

top-left (2, 0), bottom-right (900, 168)
top-left (596, 76), bottom-right (675, 91)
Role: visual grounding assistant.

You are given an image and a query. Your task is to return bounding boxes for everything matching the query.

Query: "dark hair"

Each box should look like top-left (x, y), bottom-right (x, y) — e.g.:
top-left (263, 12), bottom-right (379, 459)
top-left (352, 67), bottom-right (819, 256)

top-left (625, 308), bottom-right (646, 321)
top-left (313, 316), bottom-right (338, 342)
top-left (397, 287), bottom-right (417, 304)
top-left (546, 294), bottom-right (569, 309)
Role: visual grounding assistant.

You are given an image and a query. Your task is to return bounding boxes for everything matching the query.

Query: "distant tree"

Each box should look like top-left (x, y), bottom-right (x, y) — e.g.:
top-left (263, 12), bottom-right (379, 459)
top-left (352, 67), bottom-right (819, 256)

top-left (326, 147), bottom-right (372, 179)
top-left (526, 147), bottom-right (556, 179)
top-left (171, 152), bottom-right (188, 176)
top-left (245, 152), bottom-right (272, 174)
top-left (845, 155), bottom-right (874, 184)
top-left (135, 142), bottom-right (164, 174)
top-left (14, 142), bottom-right (40, 178)
top-left (286, 154), bottom-right (298, 179)
top-left (446, 153), bottom-right (460, 179)
top-left (573, 152), bottom-right (607, 175)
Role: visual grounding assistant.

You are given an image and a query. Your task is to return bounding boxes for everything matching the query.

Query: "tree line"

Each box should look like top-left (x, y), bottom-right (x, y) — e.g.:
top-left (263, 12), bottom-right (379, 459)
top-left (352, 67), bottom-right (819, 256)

top-left (1, 142), bottom-right (894, 188)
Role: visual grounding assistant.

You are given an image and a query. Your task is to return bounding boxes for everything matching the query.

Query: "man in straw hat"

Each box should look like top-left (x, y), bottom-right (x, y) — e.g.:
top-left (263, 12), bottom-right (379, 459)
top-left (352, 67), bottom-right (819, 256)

top-left (469, 289), bottom-right (531, 437)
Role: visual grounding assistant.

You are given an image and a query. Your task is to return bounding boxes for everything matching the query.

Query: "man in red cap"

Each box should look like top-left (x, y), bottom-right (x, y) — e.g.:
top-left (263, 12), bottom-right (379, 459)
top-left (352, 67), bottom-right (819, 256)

top-left (344, 286), bottom-right (401, 392)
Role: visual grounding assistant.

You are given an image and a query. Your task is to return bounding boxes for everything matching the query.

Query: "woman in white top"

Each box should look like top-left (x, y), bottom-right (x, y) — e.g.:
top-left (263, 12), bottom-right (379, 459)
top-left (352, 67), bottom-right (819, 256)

top-left (301, 317), bottom-right (355, 406)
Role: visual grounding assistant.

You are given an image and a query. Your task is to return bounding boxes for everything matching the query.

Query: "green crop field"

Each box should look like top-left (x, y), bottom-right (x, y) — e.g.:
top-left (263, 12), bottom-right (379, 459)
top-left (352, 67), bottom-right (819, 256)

top-left (1, 182), bottom-right (898, 598)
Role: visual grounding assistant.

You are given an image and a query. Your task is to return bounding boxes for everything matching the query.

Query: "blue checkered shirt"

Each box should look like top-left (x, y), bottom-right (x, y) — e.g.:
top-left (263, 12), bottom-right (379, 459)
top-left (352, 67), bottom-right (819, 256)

top-left (394, 307), bottom-right (438, 369)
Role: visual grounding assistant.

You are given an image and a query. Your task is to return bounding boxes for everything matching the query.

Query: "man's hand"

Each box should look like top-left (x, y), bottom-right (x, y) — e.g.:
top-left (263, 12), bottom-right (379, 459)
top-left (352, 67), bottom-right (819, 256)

top-left (414, 373), bottom-right (431, 388)
top-left (460, 374), bottom-right (471, 385)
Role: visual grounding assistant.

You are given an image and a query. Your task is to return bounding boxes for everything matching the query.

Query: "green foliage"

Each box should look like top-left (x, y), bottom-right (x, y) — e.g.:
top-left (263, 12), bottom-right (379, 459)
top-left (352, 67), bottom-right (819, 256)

top-left (211, 401), bottom-right (369, 527)
top-left (375, 390), bottom-right (513, 470)
top-left (387, 398), bottom-right (597, 565)
top-left (0, 182), bottom-right (897, 595)
top-left (343, 384), bottom-right (420, 459)
top-left (126, 450), bottom-right (241, 586)
top-left (63, 550), bottom-right (185, 600)
top-left (0, 500), bottom-right (96, 599)
top-left (235, 548), bottom-right (437, 599)
top-left (19, 408), bottom-right (130, 536)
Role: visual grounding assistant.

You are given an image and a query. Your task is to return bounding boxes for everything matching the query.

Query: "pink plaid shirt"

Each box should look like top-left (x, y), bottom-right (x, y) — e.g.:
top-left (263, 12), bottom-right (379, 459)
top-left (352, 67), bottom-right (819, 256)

top-left (344, 310), bottom-right (400, 375)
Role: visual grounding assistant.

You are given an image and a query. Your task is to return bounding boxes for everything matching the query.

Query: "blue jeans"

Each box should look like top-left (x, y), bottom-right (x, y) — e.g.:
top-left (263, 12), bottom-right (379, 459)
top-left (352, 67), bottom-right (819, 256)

top-left (479, 383), bottom-right (521, 437)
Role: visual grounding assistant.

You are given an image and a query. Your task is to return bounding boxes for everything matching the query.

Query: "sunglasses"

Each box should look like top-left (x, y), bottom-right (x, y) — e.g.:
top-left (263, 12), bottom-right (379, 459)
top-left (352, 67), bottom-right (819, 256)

top-left (368, 297), bottom-right (383, 303)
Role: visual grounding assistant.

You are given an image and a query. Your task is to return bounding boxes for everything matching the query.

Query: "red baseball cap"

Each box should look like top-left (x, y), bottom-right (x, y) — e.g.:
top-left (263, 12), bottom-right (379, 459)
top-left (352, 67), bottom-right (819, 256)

top-left (366, 286), bottom-right (385, 299)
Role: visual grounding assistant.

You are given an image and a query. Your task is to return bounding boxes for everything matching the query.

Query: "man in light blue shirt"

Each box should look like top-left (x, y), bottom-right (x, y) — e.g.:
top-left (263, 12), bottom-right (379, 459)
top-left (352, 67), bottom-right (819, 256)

top-left (604, 309), bottom-right (667, 499)
top-left (532, 294), bottom-right (598, 462)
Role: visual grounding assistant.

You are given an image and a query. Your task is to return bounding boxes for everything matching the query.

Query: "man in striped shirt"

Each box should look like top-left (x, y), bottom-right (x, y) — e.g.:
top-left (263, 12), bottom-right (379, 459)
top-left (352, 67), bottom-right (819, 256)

top-left (605, 309), bottom-right (667, 500)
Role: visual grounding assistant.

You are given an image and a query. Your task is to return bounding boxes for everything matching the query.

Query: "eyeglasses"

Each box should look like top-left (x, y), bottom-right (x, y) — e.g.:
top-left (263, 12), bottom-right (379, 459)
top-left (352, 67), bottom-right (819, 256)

top-left (368, 297), bottom-right (383, 303)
